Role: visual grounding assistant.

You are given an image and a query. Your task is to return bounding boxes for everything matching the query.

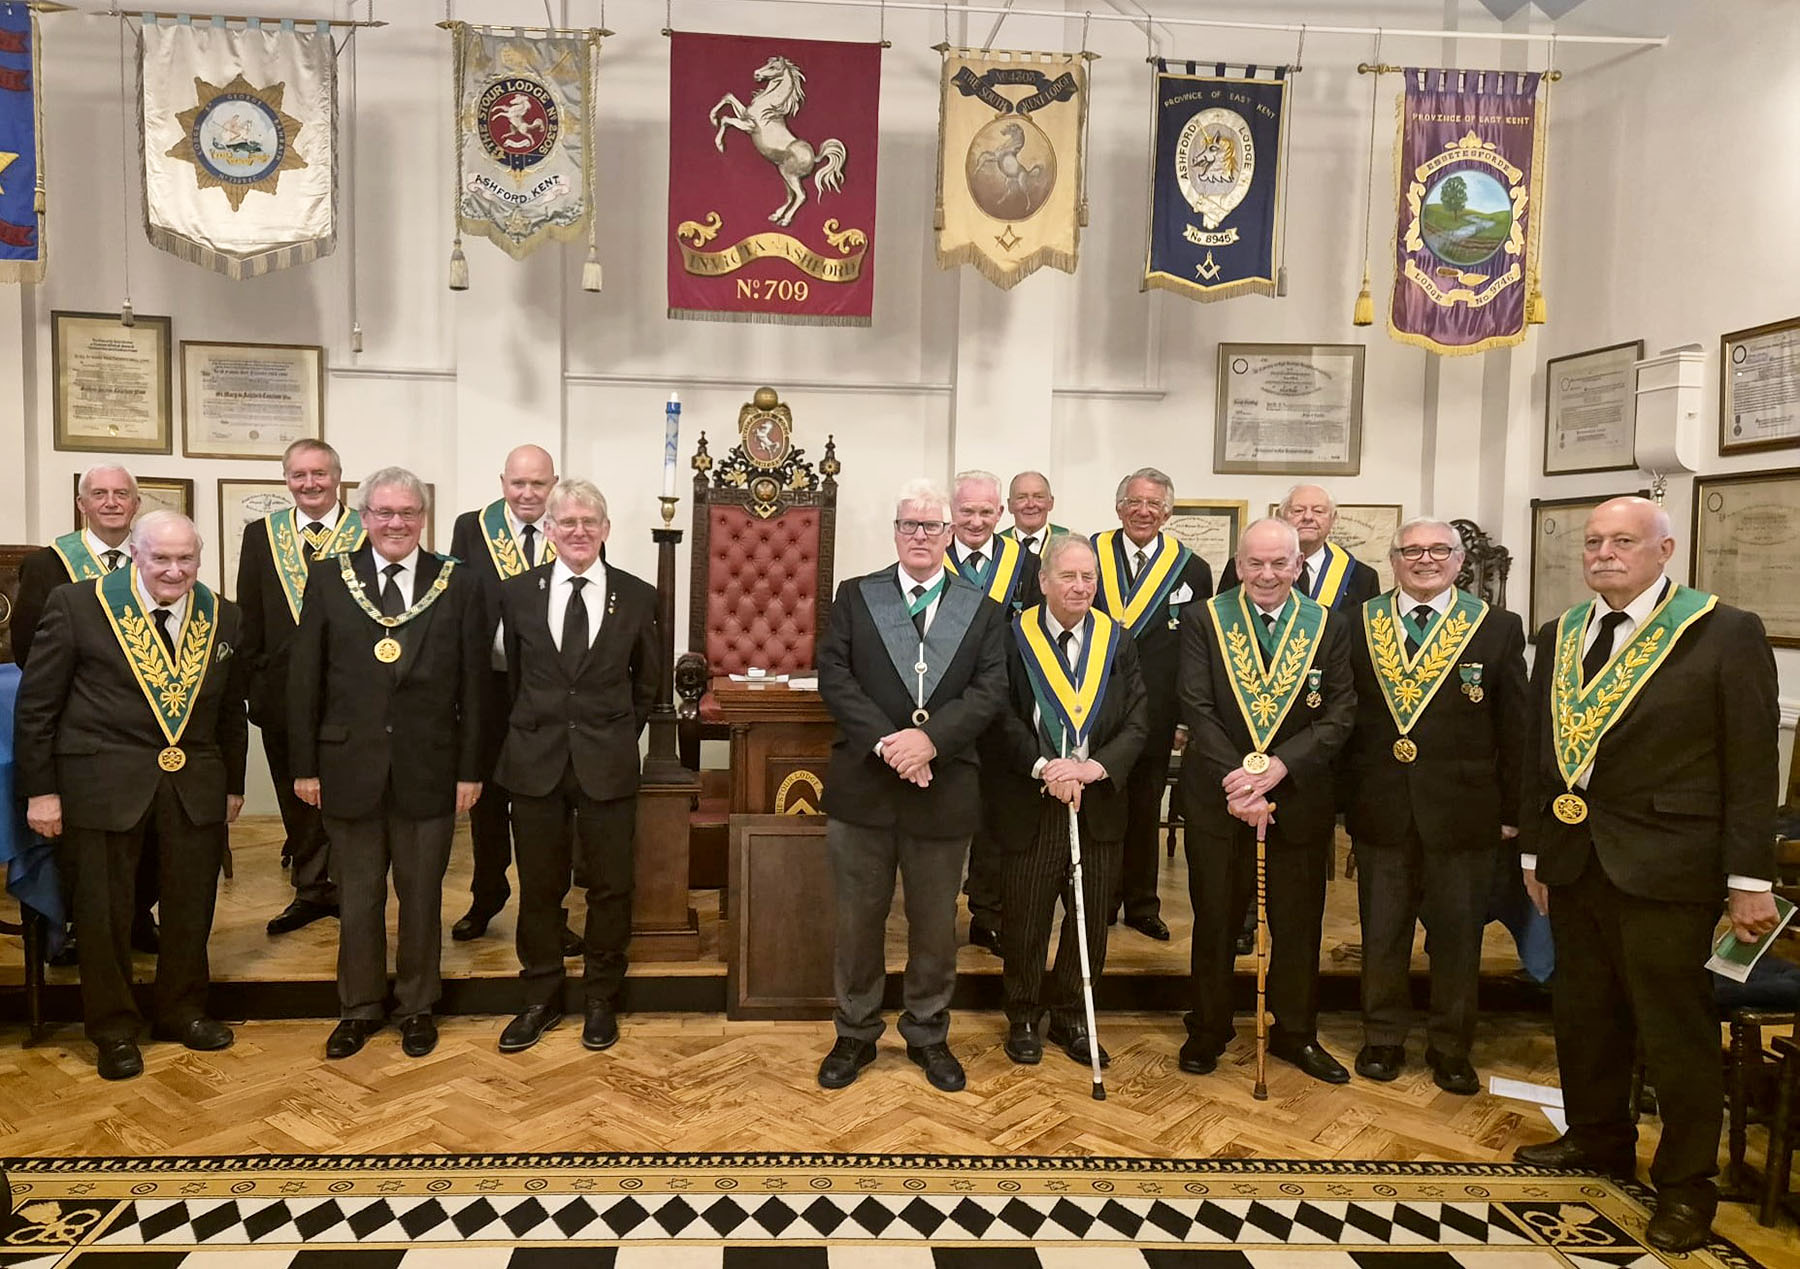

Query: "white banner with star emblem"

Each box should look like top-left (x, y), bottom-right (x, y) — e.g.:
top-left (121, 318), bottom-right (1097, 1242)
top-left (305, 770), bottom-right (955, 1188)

top-left (139, 18), bottom-right (336, 279)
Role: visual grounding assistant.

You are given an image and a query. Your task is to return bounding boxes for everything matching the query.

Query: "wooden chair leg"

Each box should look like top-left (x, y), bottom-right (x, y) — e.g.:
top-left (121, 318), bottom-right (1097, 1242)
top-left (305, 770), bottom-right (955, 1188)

top-left (21, 909), bottom-right (44, 1049)
top-left (1728, 1012), bottom-right (1753, 1194)
top-left (1763, 1044), bottom-right (1799, 1226)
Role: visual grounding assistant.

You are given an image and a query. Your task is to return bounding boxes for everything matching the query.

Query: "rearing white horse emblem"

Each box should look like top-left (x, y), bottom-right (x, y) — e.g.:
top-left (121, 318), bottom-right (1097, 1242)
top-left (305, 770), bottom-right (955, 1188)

top-left (709, 55), bottom-right (848, 227)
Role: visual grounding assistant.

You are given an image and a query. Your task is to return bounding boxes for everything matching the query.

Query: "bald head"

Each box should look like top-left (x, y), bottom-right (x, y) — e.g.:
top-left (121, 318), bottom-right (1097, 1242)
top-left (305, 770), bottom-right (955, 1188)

top-left (500, 445), bottom-right (557, 525)
top-left (1584, 496), bottom-right (1674, 608)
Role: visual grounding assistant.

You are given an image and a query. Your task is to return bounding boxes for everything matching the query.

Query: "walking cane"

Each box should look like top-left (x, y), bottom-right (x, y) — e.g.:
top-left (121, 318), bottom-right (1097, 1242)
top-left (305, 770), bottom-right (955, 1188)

top-left (1253, 802), bottom-right (1276, 1102)
top-left (1066, 795), bottom-right (1106, 1101)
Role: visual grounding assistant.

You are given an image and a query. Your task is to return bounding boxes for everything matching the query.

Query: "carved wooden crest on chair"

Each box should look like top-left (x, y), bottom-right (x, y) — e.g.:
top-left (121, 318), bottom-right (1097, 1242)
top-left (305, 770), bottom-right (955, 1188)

top-left (1452, 518), bottom-right (1511, 609)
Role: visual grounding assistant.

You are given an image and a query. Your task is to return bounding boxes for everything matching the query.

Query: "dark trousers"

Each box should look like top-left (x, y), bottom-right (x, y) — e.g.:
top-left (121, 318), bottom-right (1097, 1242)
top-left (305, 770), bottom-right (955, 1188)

top-left (63, 781), bottom-right (223, 1042)
top-left (1549, 854), bottom-right (1722, 1203)
top-left (468, 671), bottom-right (516, 916)
top-left (1356, 828), bottom-right (1492, 1058)
top-left (1184, 822), bottom-right (1329, 1053)
top-left (262, 722), bottom-right (335, 906)
top-left (508, 766), bottom-right (636, 1008)
top-left (964, 823), bottom-right (1004, 932)
top-left (1001, 800), bottom-right (1120, 1029)
top-left (325, 802), bottom-right (453, 1020)
top-left (1118, 717), bottom-right (1176, 922)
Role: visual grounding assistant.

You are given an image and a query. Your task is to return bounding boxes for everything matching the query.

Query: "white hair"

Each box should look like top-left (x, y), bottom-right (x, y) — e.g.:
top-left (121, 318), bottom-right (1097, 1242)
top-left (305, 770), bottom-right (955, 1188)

top-left (1279, 484), bottom-right (1337, 516)
top-left (1389, 517), bottom-right (1463, 555)
top-left (1236, 517), bottom-right (1301, 564)
top-left (895, 478), bottom-right (951, 521)
top-left (952, 469), bottom-right (1002, 504)
top-left (1038, 532), bottom-right (1095, 580)
top-left (128, 509), bottom-right (202, 553)
top-left (77, 464), bottom-right (139, 500)
top-left (546, 477), bottom-right (608, 522)
top-left (1114, 467), bottom-right (1175, 509)
top-left (356, 466), bottom-right (430, 513)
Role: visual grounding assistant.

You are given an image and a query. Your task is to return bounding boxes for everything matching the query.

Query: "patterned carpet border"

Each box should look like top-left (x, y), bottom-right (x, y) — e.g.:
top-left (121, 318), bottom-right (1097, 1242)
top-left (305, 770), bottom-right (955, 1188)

top-left (0, 1154), bottom-right (1770, 1269)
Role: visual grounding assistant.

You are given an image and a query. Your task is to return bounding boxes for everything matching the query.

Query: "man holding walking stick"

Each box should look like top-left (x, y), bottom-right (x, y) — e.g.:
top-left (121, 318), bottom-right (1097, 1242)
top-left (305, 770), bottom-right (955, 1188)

top-left (987, 535), bottom-right (1147, 1073)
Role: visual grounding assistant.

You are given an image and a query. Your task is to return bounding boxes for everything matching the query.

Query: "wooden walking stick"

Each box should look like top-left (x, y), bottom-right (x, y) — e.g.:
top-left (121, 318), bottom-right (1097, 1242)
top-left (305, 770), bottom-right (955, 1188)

top-left (1253, 802), bottom-right (1276, 1102)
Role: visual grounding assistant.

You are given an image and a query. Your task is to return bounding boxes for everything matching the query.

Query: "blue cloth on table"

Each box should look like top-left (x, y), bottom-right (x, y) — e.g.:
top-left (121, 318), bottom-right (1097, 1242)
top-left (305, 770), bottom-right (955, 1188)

top-left (0, 663), bottom-right (65, 954)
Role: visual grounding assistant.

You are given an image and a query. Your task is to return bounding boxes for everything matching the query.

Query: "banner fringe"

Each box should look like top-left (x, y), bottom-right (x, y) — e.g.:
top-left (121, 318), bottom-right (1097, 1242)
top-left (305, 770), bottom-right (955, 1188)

top-left (936, 241), bottom-right (1075, 290)
top-left (667, 306), bottom-right (871, 327)
top-left (144, 225), bottom-right (334, 280)
top-left (0, 259), bottom-right (46, 284)
top-left (1144, 272), bottom-right (1275, 302)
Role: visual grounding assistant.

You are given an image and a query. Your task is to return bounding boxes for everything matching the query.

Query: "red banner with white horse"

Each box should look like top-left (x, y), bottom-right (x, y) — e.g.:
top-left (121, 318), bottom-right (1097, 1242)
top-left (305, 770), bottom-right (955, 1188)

top-left (667, 30), bottom-right (881, 326)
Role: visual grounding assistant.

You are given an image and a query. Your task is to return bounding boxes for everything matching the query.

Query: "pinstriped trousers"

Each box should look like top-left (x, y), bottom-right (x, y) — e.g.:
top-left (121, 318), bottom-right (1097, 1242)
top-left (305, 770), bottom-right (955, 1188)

top-left (1000, 799), bottom-right (1121, 1028)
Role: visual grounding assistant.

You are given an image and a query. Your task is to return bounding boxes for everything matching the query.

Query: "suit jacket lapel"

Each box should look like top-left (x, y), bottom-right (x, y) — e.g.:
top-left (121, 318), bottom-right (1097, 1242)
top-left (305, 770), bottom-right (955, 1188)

top-left (570, 571), bottom-right (611, 680)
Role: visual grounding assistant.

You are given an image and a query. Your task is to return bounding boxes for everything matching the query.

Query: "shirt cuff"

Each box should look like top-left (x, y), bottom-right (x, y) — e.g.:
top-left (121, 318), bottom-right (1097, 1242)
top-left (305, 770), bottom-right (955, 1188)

top-left (1728, 875), bottom-right (1773, 893)
top-left (874, 740), bottom-right (885, 757)
top-left (1519, 853), bottom-right (1538, 871)
top-left (1031, 757), bottom-right (1047, 779)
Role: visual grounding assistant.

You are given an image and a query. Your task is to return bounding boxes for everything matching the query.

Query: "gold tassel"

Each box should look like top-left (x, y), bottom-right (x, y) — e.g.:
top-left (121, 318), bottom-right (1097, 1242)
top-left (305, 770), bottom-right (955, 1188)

top-left (1276, 265), bottom-right (1289, 298)
top-left (934, 205), bottom-right (945, 230)
top-left (448, 240), bottom-right (469, 291)
top-left (34, 184), bottom-right (45, 215)
top-left (350, 322), bottom-right (364, 354)
top-left (1352, 263), bottom-right (1374, 326)
top-left (581, 246), bottom-right (603, 293)
top-left (1526, 278), bottom-right (1546, 324)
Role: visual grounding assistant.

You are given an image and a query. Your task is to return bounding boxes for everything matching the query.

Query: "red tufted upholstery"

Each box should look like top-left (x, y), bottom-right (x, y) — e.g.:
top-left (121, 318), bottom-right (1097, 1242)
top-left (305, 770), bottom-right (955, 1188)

top-left (703, 503), bottom-right (820, 677)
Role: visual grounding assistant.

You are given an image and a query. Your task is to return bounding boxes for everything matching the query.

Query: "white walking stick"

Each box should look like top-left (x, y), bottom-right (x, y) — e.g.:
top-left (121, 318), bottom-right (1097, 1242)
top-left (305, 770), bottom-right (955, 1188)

top-left (1060, 733), bottom-right (1106, 1101)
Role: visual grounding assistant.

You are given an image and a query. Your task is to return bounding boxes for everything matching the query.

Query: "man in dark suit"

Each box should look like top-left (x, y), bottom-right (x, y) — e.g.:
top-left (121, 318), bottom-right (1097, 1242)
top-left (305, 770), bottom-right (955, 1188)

top-left (1343, 518), bottom-right (1527, 1094)
top-left (1219, 484), bottom-right (1382, 612)
top-left (1091, 467), bottom-right (1213, 941)
top-left (947, 468), bottom-right (1043, 958)
top-left (289, 468), bottom-right (486, 1062)
top-left (447, 443), bottom-right (575, 949)
top-left (16, 511), bottom-right (248, 1080)
top-left (1513, 497), bottom-right (1779, 1253)
top-left (13, 464), bottom-right (158, 960)
top-left (492, 479), bottom-right (658, 1054)
top-left (1178, 517), bottom-right (1356, 1084)
top-left (239, 439), bottom-right (361, 936)
top-left (988, 535), bottom-right (1147, 1067)
top-left (816, 478), bottom-right (1009, 1094)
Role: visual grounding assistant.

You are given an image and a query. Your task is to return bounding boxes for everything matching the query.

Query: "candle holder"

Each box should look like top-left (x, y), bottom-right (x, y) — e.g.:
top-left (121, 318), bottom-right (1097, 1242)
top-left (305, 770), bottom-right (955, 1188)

top-left (658, 494), bottom-right (679, 527)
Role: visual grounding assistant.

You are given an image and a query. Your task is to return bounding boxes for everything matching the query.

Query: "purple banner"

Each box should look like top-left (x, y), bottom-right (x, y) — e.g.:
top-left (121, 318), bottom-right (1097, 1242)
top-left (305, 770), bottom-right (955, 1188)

top-left (1390, 68), bottom-right (1544, 356)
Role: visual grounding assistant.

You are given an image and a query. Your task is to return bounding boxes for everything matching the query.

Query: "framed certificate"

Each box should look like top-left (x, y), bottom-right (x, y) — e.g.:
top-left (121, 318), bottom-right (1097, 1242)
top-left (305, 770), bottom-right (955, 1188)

top-left (1167, 499), bottom-right (1248, 584)
top-left (1720, 316), bottom-right (1800, 456)
top-left (182, 341), bottom-right (325, 460)
top-left (51, 310), bottom-right (174, 454)
top-left (72, 473), bottom-right (193, 528)
top-left (1692, 468), bottom-right (1800, 646)
top-left (1214, 343), bottom-right (1365, 476)
top-left (1544, 340), bottom-right (1643, 476)
top-left (217, 479), bottom-right (298, 595)
top-left (1269, 500), bottom-right (1402, 592)
top-left (1528, 491), bottom-right (1648, 628)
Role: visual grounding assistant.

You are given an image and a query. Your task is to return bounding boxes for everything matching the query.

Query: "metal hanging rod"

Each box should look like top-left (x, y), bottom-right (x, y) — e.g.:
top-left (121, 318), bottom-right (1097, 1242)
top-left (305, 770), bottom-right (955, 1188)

top-left (708, 0), bottom-right (1666, 48)
top-left (436, 19), bottom-right (614, 36)
top-left (99, 8), bottom-right (388, 26)
top-left (1361, 62), bottom-right (1562, 80)
top-left (29, 2), bottom-right (79, 14)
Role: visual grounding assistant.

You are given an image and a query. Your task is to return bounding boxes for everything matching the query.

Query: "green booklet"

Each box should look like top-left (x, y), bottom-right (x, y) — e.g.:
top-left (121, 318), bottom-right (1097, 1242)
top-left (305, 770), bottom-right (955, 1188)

top-left (1707, 893), bottom-right (1797, 983)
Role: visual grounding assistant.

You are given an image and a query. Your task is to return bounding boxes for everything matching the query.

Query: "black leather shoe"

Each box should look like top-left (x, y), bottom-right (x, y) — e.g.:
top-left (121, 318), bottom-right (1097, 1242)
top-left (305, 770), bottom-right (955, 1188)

top-left (968, 923), bottom-right (1003, 956)
top-left (1269, 1035), bottom-right (1350, 1084)
top-left (1124, 914), bottom-right (1171, 941)
top-left (130, 918), bottom-right (160, 955)
top-left (499, 1004), bottom-right (563, 1053)
top-left (1004, 1018), bottom-right (1042, 1065)
top-left (1234, 930), bottom-right (1255, 957)
top-left (562, 926), bottom-right (585, 959)
top-left (1425, 1046), bottom-right (1479, 1095)
top-left (1355, 1044), bottom-right (1406, 1082)
top-left (400, 1014), bottom-right (437, 1058)
top-left (1046, 1021), bottom-right (1110, 1068)
top-left (1645, 1194), bottom-right (1714, 1253)
top-left (47, 930), bottom-right (78, 968)
top-left (817, 1037), bottom-right (877, 1089)
top-left (451, 908), bottom-right (498, 942)
top-left (151, 1017), bottom-right (233, 1051)
top-left (325, 1018), bottom-right (382, 1060)
top-left (1512, 1134), bottom-right (1636, 1179)
top-left (266, 899), bottom-right (339, 936)
top-left (907, 1042), bottom-right (967, 1092)
top-left (1178, 1035), bottom-right (1218, 1075)
top-left (582, 1002), bottom-right (620, 1051)
top-left (97, 1039), bottom-right (143, 1081)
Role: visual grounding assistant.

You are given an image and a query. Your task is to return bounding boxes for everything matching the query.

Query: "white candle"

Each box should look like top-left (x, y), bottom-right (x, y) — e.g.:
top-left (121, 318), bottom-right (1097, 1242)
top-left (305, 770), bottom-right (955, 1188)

top-left (662, 392), bottom-right (681, 498)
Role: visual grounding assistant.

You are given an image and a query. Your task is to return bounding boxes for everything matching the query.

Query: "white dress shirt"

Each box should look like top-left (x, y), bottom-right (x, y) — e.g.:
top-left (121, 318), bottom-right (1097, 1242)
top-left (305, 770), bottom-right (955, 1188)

top-left (298, 502), bottom-right (343, 534)
top-left (547, 559), bottom-right (606, 651)
top-left (134, 578), bottom-right (188, 634)
top-left (86, 529), bottom-right (128, 572)
top-left (371, 547), bottom-right (422, 609)
top-left (1029, 610), bottom-right (1099, 774)
top-left (951, 537), bottom-right (996, 577)
top-left (1301, 545), bottom-right (1329, 593)
top-left (1123, 532), bottom-right (1162, 580)
top-left (898, 566), bottom-right (946, 635)
top-left (1012, 527), bottom-right (1046, 555)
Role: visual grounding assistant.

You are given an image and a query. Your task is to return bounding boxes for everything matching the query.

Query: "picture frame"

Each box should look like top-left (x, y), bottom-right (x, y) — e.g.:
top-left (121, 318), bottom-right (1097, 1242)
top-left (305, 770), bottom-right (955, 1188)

top-left (1691, 468), bottom-right (1800, 647)
top-left (1268, 500), bottom-right (1403, 592)
top-left (1166, 499), bottom-right (1248, 584)
top-left (1543, 340), bottom-right (1643, 476)
top-left (217, 479), bottom-right (298, 595)
top-left (1214, 342), bottom-right (1365, 476)
top-left (181, 340), bottom-right (325, 460)
top-left (1528, 491), bottom-right (1649, 628)
top-left (51, 310), bottom-right (174, 455)
top-left (72, 473), bottom-right (194, 528)
top-left (1720, 315), bottom-right (1800, 456)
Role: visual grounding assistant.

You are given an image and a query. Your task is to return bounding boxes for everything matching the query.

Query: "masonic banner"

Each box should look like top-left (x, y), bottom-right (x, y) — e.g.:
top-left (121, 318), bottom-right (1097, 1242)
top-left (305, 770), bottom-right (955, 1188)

top-left (0, 1), bottom-right (44, 283)
top-left (668, 31), bottom-right (880, 325)
top-left (139, 17), bottom-right (336, 279)
top-left (936, 47), bottom-right (1088, 290)
top-left (1144, 62), bottom-right (1288, 302)
top-left (1390, 67), bottom-right (1547, 355)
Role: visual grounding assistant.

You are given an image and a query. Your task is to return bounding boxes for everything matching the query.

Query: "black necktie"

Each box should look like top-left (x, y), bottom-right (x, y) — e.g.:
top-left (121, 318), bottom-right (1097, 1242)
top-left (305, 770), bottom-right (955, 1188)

top-left (1131, 549), bottom-right (1148, 583)
top-left (910, 584), bottom-right (929, 639)
top-left (968, 549), bottom-right (984, 577)
top-left (1056, 629), bottom-right (1075, 671)
top-left (521, 522), bottom-right (538, 568)
top-left (302, 521), bottom-right (326, 561)
top-left (1405, 603), bottom-right (1433, 657)
top-left (379, 562), bottom-right (405, 617)
top-left (1023, 535), bottom-right (1040, 555)
top-left (1582, 610), bottom-right (1629, 686)
top-left (1299, 561), bottom-right (1314, 597)
top-left (151, 607), bottom-right (176, 663)
top-left (103, 549), bottom-right (123, 573)
top-left (1258, 612), bottom-right (1276, 667)
top-left (562, 576), bottom-right (590, 675)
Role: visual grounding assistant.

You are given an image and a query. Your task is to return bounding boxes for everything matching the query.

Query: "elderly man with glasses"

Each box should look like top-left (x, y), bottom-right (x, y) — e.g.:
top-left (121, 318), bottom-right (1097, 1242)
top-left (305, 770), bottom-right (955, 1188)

top-left (1342, 518), bottom-right (1527, 1095)
top-left (815, 479), bottom-right (1009, 1094)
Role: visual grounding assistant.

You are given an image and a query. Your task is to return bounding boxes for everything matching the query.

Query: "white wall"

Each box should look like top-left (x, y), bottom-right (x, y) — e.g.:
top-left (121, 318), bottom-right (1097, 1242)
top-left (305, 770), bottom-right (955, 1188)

top-left (4, 0), bottom-right (1793, 805)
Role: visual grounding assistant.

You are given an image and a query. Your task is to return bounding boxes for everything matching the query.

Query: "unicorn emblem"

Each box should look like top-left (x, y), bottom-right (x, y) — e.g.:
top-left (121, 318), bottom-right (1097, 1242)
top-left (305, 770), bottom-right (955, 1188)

top-left (709, 55), bottom-right (848, 227)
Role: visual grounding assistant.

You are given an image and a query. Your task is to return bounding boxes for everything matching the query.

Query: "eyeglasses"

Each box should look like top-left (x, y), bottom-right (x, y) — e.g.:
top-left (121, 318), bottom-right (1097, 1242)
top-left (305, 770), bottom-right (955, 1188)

top-left (1119, 497), bottom-right (1167, 512)
top-left (1397, 544), bottom-right (1457, 561)
top-left (366, 507), bottom-right (424, 523)
top-left (894, 519), bottom-right (949, 537)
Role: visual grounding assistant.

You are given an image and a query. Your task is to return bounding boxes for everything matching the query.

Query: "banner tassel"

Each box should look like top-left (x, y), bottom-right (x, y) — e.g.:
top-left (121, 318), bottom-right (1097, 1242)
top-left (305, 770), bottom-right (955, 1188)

top-left (34, 184), bottom-right (45, 215)
top-left (1276, 265), bottom-right (1289, 298)
top-left (1526, 272), bottom-right (1546, 324)
top-left (1352, 263), bottom-right (1373, 326)
top-left (582, 245), bottom-right (603, 293)
top-left (350, 321), bottom-right (364, 353)
top-left (448, 238), bottom-right (469, 291)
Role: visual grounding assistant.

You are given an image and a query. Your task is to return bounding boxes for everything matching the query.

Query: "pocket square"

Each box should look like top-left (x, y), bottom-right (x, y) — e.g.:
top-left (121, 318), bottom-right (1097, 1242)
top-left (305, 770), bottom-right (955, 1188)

top-left (1168, 583), bottom-right (1194, 606)
top-left (215, 642), bottom-right (234, 662)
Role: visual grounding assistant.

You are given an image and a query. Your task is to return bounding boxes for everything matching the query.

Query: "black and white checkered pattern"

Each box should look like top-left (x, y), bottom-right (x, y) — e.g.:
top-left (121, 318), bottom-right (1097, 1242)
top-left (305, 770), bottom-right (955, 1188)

top-left (37, 1249), bottom-right (1590, 1267)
